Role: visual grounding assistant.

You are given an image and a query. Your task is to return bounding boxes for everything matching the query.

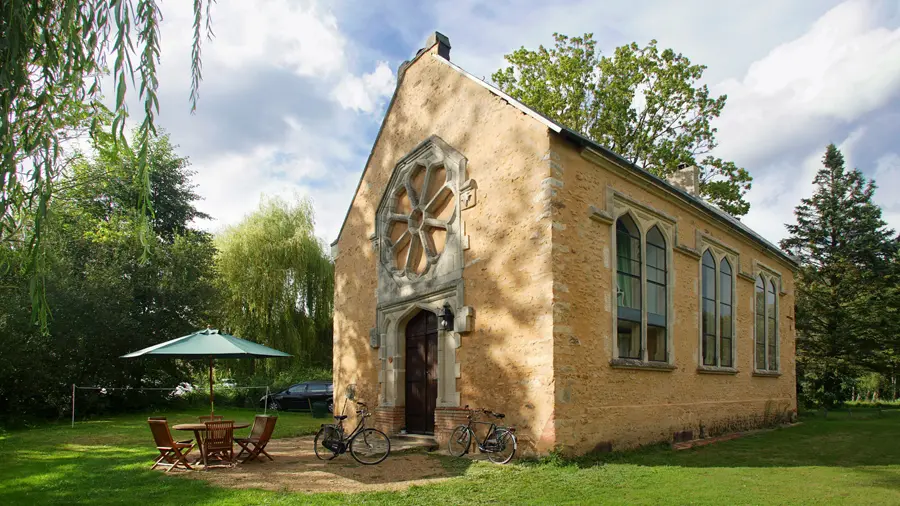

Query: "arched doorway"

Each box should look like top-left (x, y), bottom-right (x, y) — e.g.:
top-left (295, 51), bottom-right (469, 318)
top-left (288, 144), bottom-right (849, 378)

top-left (405, 310), bottom-right (438, 434)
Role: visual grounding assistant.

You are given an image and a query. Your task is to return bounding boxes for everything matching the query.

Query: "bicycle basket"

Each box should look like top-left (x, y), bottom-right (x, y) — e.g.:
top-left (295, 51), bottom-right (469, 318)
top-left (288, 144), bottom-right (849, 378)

top-left (321, 425), bottom-right (344, 453)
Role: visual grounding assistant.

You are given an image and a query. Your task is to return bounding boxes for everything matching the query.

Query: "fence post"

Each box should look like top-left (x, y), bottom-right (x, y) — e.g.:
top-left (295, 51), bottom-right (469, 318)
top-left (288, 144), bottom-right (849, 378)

top-left (71, 384), bottom-right (75, 428)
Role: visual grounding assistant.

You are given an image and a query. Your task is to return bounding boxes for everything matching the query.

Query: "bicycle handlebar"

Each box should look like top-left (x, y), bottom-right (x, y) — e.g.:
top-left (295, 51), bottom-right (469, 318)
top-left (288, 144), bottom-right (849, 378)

top-left (463, 405), bottom-right (503, 418)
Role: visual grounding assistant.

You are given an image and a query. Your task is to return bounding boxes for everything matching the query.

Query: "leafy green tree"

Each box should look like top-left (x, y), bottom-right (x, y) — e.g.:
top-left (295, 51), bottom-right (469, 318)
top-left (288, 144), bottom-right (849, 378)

top-left (215, 197), bottom-right (334, 375)
top-left (1, 0), bottom-right (214, 326)
top-left (492, 33), bottom-right (752, 215)
top-left (780, 144), bottom-right (896, 408)
top-left (0, 131), bottom-right (216, 423)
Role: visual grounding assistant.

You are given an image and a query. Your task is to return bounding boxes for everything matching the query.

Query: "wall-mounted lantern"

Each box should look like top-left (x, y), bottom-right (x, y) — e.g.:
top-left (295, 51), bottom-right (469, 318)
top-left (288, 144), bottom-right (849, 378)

top-left (439, 304), bottom-right (454, 331)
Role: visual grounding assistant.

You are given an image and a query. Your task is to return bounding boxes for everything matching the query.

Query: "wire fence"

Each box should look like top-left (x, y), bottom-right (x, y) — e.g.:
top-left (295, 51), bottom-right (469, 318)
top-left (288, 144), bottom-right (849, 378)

top-left (70, 384), bottom-right (273, 428)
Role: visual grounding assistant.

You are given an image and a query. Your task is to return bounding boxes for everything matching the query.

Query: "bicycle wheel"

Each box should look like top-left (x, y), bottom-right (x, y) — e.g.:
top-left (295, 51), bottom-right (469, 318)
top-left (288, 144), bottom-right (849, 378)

top-left (487, 429), bottom-right (517, 464)
top-left (349, 428), bottom-right (391, 465)
top-left (447, 425), bottom-right (472, 457)
top-left (314, 427), bottom-right (338, 461)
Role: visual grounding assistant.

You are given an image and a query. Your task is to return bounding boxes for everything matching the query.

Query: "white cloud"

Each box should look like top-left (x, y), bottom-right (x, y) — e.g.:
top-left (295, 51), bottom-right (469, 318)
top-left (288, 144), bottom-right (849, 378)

top-left (742, 125), bottom-right (900, 244)
top-left (713, 0), bottom-right (900, 165)
top-left (159, 0), bottom-right (346, 79)
top-left (873, 152), bottom-right (900, 228)
top-left (134, 0), bottom-right (900, 246)
top-left (331, 61), bottom-right (396, 113)
top-left (190, 114), bottom-right (363, 240)
top-left (129, 0), bottom-right (400, 241)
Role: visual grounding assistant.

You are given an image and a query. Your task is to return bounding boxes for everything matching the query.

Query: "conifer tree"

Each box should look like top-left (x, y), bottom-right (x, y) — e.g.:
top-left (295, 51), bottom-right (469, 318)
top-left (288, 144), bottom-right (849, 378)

top-left (781, 144), bottom-right (896, 407)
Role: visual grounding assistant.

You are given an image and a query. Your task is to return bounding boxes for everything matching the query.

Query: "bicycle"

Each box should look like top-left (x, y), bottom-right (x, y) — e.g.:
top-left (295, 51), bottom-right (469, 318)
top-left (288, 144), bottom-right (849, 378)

top-left (447, 405), bottom-right (517, 464)
top-left (314, 400), bottom-right (391, 465)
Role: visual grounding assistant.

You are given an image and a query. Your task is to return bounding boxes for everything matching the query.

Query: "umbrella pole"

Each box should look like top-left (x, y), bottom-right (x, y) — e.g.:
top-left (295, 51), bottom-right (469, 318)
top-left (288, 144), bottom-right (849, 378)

top-left (209, 358), bottom-right (214, 417)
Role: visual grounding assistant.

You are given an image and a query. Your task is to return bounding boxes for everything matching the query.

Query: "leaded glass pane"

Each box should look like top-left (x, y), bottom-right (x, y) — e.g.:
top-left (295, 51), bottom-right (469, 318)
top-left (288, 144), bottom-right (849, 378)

top-left (755, 318), bottom-right (765, 368)
top-left (702, 252), bottom-right (716, 297)
top-left (720, 303), bottom-right (732, 339)
top-left (617, 319), bottom-right (641, 359)
top-left (755, 277), bottom-right (765, 316)
top-left (648, 283), bottom-right (665, 318)
top-left (648, 325), bottom-right (666, 362)
top-left (616, 216), bottom-right (641, 313)
top-left (720, 259), bottom-right (732, 305)
top-left (617, 272), bottom-right (641, 310)
top-left (647, 263), bottom-right (666, 284)
top-left (703, 333), bottom-right (717, 366)
top-left (720, 337), bottom-right (733, 367)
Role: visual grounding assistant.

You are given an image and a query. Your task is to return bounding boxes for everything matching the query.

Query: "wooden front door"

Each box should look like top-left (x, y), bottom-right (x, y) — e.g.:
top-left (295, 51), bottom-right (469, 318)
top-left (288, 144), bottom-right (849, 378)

top-left (405, 311), bottom-right (438, 434)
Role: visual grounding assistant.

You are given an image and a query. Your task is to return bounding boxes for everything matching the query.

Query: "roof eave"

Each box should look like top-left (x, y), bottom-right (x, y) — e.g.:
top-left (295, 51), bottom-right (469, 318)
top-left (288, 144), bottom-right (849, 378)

top-left (560, 130), bottom-right (798, 268)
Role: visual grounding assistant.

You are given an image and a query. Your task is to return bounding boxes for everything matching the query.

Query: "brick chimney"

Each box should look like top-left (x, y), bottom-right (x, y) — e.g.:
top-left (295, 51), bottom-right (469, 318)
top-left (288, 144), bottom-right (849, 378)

top-left (667, 164), bottom-right (700, 196)
top-left (426, 31), bottom-right (451, 59)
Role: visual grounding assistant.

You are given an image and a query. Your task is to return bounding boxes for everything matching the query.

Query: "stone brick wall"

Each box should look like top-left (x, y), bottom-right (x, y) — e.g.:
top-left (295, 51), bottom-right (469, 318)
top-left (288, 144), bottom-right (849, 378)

top-left (332, 42), bottom-right (556, 452)
top-left (547, 134), bottom-right (797, 454)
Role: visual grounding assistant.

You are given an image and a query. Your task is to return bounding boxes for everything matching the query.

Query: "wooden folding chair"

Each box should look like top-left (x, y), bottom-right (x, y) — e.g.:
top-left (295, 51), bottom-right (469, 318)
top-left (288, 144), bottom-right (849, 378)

top-left (202, 420), bottom-right (235, 468)
top-left (235, 415), bottom-right (277, 463)
top-left (198, 415), bottom-right (224, 422)
top-left (148, 419), bottom-right (195, 473)
top-left (149, 417), bottom-right (192, 443)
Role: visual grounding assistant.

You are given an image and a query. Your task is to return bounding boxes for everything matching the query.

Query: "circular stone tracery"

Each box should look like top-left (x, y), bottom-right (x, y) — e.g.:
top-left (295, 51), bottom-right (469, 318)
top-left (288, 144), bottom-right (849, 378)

top-left (386, 161), bottom-right (455, 277)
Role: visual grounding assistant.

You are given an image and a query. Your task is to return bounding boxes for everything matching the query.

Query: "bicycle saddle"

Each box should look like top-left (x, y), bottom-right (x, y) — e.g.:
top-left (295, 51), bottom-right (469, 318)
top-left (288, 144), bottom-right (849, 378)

top-left (334, 415), bottom-right (348, 420)
top-left (494, 413), bottom-right (505, 419)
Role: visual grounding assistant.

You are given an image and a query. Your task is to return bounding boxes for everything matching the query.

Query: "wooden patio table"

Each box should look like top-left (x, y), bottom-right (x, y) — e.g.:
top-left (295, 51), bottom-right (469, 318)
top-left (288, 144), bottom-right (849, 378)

top-left (173, 422), bottom-right (249, 465)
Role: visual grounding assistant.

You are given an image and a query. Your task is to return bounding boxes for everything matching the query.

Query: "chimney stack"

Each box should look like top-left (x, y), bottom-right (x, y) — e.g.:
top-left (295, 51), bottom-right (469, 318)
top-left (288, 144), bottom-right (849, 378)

top-left (668, 163), bottom-right (700, 196)
top-left (398, 32), bottom-right (451, 82)
top-left (426, 32), bottom-right (451, 60)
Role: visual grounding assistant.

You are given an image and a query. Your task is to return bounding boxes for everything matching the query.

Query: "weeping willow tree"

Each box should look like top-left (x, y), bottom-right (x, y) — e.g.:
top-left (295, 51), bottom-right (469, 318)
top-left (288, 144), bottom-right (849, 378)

top-left (215, 197), bottom-right (334, 375)
top-left (1, 0), bottom-right (214, 327)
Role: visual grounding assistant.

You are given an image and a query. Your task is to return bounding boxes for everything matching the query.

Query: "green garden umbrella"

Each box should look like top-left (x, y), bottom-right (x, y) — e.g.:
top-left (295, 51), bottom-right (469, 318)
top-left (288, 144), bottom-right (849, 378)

top-left (122, 328), bottom-right (290, 417)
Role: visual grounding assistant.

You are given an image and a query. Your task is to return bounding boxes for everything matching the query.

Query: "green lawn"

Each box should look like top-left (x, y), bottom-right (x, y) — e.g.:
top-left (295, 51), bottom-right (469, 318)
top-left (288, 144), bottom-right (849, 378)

top-left (1, 408), bottom-right (898, 505)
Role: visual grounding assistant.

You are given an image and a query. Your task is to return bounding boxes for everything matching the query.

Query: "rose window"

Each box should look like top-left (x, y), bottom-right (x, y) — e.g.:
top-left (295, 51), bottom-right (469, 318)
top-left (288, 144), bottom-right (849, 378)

top-left (385, 161), bottom-right (455, 277)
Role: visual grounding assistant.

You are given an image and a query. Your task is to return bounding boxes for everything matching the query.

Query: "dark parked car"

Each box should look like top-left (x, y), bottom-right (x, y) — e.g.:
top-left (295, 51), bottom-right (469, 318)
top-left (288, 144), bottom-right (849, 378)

top-left (261, 381), bottom-right (333, 412)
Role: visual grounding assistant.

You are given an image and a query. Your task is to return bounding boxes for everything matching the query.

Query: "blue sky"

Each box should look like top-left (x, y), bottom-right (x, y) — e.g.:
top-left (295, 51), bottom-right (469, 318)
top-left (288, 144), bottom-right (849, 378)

top-left (144, 0), bottom-right (900, 245)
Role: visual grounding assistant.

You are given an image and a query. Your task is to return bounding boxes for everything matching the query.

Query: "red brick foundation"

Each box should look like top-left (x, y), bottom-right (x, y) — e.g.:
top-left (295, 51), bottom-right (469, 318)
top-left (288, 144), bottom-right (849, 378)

top-left (375, 405), bottom-right (404, 435)
top-left (435, 407), bottom-right (470, 447)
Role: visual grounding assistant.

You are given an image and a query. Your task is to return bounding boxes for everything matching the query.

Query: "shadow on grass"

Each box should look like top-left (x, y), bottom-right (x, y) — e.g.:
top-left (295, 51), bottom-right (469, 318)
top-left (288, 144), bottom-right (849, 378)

top-left (0, 445), bottom-right (245, 506)
top-left (521, 410), bottom-right (900, 470)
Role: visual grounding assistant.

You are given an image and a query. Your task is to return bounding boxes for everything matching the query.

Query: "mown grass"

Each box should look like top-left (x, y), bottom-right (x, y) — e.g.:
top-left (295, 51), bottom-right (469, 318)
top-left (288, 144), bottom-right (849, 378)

top-left (1, 408), bottom-right (898, 505)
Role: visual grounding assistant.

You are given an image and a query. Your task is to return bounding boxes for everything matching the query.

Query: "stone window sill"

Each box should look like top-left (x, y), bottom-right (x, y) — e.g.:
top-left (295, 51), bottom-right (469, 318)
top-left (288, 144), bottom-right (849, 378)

top-left (611, 358), bottom-right (676, 371)
top-left (752, 370), bottom-right (781, 377)
top-left (697, 365), bottom-right (738, 375)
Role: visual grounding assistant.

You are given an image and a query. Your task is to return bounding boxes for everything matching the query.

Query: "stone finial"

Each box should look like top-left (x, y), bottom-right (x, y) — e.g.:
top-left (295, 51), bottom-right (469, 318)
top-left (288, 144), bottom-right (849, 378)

top-left (426, 31), bottom-right (451, 59)
top-left (668, 164), bottom-right (700, 196)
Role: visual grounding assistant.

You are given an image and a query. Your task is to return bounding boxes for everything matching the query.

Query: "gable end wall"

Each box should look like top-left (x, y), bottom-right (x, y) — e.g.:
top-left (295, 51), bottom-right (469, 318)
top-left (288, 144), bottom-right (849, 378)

top-left (332, 49), bottom-right (557, 453)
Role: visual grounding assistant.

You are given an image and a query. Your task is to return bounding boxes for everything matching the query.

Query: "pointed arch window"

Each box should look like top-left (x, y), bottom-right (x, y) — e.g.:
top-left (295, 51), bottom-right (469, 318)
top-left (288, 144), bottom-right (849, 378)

top-left (755, 276), bottom-right (779, 371)
top-left (646, 226), bottom-right (667, 362)
top-left (616, 215), bottom-right (642, 359)
top-left (719, 259), bottom-right (734, 367)
top-left (701, 250), bottom-right (735, 368)
top-left (701, 251), bottom-right (717, 366)
top-left (615, 214), bottom-right (670, 363)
